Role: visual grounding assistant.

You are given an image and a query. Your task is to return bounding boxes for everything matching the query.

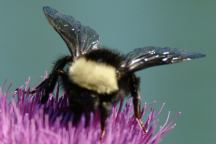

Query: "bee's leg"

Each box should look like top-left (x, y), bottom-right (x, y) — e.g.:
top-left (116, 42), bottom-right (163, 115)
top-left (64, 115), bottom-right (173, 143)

top-left (99, 102), bottom-right (112, 140)
top-left (130, 74), bottom-right (147, 133)
top-left (39, 73), bottom-right (59, 103)
top-left (32, 56), bottom-right (72, 104)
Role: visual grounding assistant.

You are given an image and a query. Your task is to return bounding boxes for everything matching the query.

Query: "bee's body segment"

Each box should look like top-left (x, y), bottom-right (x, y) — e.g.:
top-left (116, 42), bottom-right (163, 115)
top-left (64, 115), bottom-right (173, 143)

top-left (69, 57), bottom-right (119, 94)
top-left (33, 6), bottom-right (205, 134)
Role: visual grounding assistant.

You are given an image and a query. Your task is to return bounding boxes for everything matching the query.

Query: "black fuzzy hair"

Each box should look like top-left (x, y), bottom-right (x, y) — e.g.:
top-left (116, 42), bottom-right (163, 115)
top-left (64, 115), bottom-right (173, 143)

top-left (84, 48), bottom-right (123, 68)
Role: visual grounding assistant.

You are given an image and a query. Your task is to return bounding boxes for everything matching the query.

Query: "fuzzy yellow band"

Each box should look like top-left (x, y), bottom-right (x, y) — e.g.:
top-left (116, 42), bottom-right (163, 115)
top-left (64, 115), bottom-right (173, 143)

top-left (69, 57), bottom-right (118, 94)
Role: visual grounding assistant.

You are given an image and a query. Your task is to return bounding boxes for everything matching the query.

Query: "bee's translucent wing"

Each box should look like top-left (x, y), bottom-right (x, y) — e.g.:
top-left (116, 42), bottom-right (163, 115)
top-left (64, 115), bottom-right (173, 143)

top-left (43, 6), bottom-right (100, 58)
top-left (121, 46), bottom-right (205, 73)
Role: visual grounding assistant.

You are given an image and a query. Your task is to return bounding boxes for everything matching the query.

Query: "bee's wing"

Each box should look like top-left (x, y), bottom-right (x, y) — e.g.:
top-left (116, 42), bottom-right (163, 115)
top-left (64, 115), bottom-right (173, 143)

top-left (121, 46), bottom-right (205, 73)
top-left (43, 6), bottom-right (100, 58)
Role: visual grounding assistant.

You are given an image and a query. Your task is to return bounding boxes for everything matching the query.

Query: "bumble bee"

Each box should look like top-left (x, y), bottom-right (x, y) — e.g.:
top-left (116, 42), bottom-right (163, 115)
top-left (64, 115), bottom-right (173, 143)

top-left (34, 6), bottom-right (205, 133)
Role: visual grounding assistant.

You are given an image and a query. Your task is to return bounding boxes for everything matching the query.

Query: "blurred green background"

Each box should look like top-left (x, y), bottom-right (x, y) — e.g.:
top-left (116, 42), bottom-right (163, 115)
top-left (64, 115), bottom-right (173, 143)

top-left (0, 0), bottom-right (214, 143)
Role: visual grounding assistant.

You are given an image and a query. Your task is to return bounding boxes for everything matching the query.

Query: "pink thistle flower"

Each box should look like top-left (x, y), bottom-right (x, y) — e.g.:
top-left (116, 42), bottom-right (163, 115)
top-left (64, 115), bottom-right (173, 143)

top-left (0, 80), bottom-right (179, 144)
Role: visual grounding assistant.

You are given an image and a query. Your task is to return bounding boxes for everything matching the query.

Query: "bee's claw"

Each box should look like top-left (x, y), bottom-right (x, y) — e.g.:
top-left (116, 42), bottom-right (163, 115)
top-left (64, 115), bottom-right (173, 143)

top-left (100, 129), bottom-right (106, 141)
top-left (136, 118), bottom-right (147, 134)
top-left (29, 89), bottom-right (37, 94)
